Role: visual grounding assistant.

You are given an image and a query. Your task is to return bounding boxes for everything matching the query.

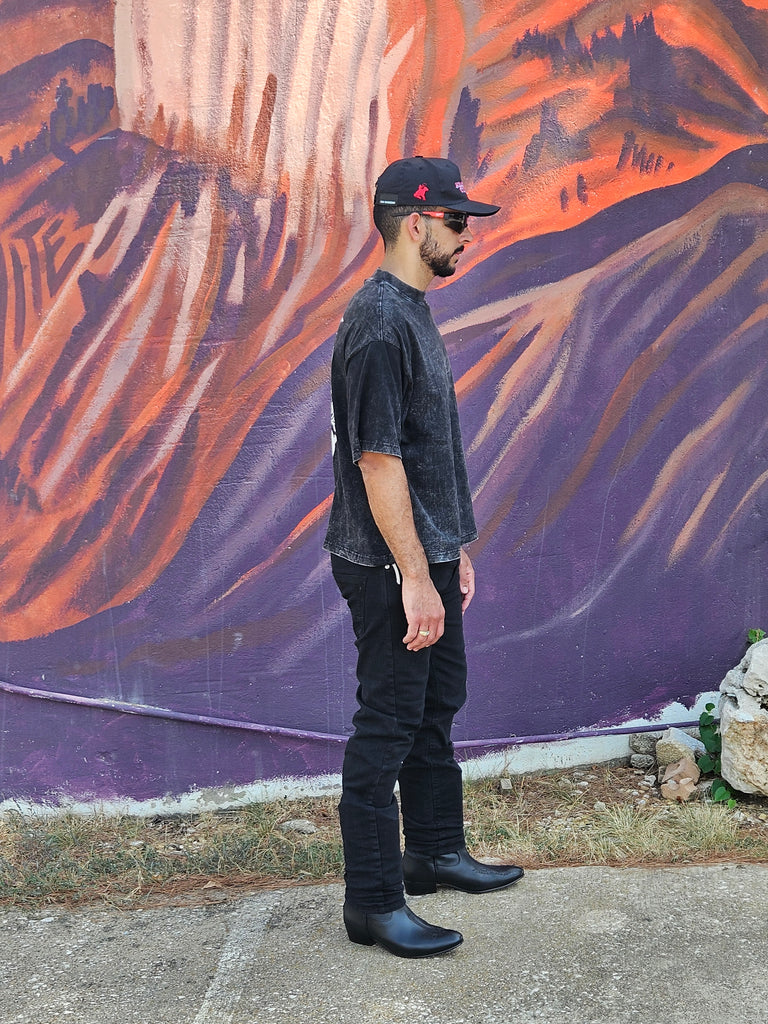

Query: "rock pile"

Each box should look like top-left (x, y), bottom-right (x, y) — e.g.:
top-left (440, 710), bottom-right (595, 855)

top-left (622, 641), bottom-right (768, 802)
top-left (629, 727), bottom-right (709, 802)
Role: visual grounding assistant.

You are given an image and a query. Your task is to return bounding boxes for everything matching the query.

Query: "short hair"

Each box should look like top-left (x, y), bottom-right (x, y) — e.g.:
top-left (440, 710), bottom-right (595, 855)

top-left (373, 204), bottom-right (440, 249)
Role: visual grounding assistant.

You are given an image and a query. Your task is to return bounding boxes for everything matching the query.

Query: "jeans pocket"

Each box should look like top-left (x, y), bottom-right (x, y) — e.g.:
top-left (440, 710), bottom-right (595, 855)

top-left (333, 571), bottom-right (368, 641)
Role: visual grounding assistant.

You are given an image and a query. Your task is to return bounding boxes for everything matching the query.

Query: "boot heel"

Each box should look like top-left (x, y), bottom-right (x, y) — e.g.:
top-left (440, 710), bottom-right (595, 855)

top-left (345, 926), bottom-right (375, 946)
top-left (343, 907), bottom-right (375, 946)
top-left (404, 880), bottom-right (437, 896)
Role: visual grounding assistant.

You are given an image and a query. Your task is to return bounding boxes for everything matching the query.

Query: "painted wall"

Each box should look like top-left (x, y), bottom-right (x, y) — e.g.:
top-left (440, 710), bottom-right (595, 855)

top-left (1, 0), bottom-right (766, 807)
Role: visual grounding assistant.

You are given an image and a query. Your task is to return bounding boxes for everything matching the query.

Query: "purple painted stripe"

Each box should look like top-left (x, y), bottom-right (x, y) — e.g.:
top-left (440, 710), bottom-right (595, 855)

top-left (0, 679), bottom-right (700, 751)
top-left (0, 679), bottom-right (347, 743)
top-left (454, 722), bottom-right (701, 749)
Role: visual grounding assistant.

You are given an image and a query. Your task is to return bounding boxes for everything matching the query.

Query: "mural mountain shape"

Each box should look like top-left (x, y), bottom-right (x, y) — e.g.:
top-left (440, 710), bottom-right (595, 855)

top-left (466, 0), bottom-right (768, 244)
top-left (435, 148), bottom-right (768, 731)
top-left (1, 0), bottom-right (767, 800)
top-left (2, 130), bottom-right (766, 743)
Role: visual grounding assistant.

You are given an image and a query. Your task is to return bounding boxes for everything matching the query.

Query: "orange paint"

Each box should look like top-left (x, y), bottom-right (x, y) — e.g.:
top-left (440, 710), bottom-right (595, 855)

top-left (3, 0), bottom-right (768, 639)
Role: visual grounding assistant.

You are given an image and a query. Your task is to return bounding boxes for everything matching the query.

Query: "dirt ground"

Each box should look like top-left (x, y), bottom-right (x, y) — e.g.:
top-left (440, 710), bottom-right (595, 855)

top-left (130, 761), bottom-right (768, 910)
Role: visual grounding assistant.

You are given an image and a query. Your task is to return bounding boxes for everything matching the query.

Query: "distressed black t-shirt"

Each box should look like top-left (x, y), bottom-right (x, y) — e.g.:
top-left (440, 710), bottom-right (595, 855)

top-left (323, 269), bottom-right (477, 565)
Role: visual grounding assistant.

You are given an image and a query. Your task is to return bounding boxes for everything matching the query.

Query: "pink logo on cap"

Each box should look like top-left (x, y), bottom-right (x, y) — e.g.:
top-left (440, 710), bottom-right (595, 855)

top-left (455, 181), bottom-right (467, 194)
top-left (414, 183), bottom-right (429, 201)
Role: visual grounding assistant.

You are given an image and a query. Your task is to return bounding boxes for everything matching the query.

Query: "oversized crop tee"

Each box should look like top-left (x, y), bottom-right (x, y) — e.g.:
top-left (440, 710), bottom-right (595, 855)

top-left (323, 269), bottom-right (477, 566)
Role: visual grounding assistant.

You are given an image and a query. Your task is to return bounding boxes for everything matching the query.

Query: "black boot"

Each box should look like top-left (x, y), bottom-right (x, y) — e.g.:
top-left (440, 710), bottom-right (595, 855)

top-left (403, 846), bottom-right (524, 896)
top-left (343, 903), bottom-right (463, 958)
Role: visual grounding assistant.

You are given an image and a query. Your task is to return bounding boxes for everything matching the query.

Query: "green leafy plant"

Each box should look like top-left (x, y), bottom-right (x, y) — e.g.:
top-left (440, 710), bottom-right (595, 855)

top-left (748, 628), bottom-right (766, 645)
top-left (697, 703), bottom-right (737, 809)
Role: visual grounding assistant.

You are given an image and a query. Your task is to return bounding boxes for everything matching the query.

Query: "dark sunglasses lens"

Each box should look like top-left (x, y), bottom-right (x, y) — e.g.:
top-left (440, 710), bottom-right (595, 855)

top-left (445, 215), bottom-right (468, 232)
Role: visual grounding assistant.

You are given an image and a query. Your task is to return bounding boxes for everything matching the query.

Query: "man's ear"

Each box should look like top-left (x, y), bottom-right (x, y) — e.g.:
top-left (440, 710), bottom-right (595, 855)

top-left (403, 212), bottom-right (424, 243)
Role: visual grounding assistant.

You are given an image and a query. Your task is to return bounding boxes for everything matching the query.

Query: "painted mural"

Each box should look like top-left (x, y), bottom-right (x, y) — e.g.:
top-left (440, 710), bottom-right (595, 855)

top-left (1, 0), bottom-right (766, 805)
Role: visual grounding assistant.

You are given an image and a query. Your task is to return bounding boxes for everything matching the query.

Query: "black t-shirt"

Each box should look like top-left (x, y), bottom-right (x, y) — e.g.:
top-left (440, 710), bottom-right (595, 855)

top-left (323, 269), bottom-right (477, 565)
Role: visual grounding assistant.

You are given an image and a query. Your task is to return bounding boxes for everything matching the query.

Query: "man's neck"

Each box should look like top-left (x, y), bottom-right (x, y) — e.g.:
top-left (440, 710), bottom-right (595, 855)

top-left (379, 250), bottom-right (434, 293)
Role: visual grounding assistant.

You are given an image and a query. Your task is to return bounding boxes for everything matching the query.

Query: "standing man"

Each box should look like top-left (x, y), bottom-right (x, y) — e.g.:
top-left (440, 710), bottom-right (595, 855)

top-left (324, 157), bottom-right (523, 959)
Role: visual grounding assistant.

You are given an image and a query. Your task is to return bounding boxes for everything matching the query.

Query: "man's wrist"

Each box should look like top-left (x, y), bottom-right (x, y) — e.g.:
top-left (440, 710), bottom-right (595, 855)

top-left (397, 557), bottom-right (430, 583)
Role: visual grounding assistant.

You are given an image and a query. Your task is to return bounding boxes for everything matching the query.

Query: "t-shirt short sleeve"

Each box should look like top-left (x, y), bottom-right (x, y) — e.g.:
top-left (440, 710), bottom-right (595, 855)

top-left (345, 339), bottom-right (406, 463)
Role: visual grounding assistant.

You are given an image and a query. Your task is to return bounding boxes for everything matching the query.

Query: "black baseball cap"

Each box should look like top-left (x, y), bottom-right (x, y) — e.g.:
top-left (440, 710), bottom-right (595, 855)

top-left (374, 156), bottom-right (500, 216)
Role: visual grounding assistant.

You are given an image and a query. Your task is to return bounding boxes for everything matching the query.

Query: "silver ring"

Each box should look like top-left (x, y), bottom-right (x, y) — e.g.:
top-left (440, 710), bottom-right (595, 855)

top-left (418, 629), bottom-right (430, 637)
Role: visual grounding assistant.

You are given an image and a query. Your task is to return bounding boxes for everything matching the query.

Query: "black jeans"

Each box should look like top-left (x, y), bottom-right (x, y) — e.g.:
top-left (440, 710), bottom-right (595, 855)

top-left (331, 555), bottom-right (467, 913)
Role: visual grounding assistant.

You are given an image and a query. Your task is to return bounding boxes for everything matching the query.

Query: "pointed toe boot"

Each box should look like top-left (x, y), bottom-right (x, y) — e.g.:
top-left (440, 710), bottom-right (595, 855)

top-left (403, 846), bottom-right (524, 896)
top-left (343, 903), bottom-right (463, 958)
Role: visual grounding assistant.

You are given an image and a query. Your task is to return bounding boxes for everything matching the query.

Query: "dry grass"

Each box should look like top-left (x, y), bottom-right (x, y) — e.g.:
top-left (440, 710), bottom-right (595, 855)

top-left (2, 764), bottom-right (768, 910)
top-left (464, 766), bottom-right (768, 867)
top-left (0, 797), bottom-right (344, 909)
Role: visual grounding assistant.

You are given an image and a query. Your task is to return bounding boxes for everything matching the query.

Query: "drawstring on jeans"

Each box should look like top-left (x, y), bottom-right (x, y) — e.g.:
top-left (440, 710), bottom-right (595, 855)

top-left (385, 563), bottom-right (402, 585)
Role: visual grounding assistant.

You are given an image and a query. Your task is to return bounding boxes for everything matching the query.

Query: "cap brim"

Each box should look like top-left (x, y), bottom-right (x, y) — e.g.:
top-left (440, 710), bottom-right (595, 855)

top-left (442, 199), bottom-right (500, 216)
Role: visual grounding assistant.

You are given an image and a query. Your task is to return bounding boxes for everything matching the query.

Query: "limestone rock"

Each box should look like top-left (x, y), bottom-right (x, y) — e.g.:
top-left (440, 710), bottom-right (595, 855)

top-left (722, 639), bottom-right (768, 705)
top-left (664, 756), bottom-right (700, 784)
top-left (629, 732), bottom-right (662, 755)
top-left (660, 757), bottom-right (700, 802)
top-left (280, 819), bottom-right (318, 835)
top-left (660, 779), bottom-right (691, 801)
top-left (719, 639), bottom-right (768, 796)
top-left (696, 779), bottom-right (715, 801)
top-left (630, 753), bottom-right (655, 772)
top-left (655, 727), bottom-right (705, 767)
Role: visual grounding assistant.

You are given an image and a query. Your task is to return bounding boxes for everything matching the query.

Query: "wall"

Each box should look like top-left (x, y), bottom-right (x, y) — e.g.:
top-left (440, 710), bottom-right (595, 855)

top-left (1, 0), bottom-right (766, 808)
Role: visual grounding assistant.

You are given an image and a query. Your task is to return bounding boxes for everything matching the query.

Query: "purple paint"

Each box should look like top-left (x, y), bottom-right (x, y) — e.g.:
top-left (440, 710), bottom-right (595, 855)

top-left (1, 123), bottom-right (767, 802)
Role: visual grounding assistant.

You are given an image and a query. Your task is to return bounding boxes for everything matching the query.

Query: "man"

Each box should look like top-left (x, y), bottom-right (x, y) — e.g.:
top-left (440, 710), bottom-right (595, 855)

top-left (324, 156), bottom-right (523, 959)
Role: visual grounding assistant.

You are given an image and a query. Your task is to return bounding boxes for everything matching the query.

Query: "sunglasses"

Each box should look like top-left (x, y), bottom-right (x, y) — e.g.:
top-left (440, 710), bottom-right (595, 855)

top-left (393, 210), bottom-right (470, 233)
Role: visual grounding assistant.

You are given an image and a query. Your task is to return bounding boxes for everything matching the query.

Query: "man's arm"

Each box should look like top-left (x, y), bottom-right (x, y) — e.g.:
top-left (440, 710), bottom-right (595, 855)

top-left (357, 450), bottom-right (444, 652)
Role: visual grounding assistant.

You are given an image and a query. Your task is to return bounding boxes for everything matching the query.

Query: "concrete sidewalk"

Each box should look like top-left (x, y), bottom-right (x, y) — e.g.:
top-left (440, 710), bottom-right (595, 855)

top-left (2, 863), bottom-right (767, 1024)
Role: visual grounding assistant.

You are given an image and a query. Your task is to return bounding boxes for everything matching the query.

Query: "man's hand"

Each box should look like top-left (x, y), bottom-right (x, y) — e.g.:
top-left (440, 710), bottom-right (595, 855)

top-left (459, 548), bottom-right (475, 613)
top-left (401, 574), bottom-right (445, 651)
top-left (357, 450), bottom-right (458, 650)
top-left (358, 450), bottom-right (446, 651)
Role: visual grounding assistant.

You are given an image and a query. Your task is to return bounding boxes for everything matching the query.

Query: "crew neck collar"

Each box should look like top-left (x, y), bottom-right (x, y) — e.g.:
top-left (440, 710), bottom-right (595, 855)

top-left (372, 268), bottom-right (427, 304)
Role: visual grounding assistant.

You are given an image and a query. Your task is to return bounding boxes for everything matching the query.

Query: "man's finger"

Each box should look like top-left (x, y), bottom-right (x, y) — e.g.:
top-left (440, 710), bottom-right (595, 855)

top-left (404, 615), bottom-right (444, 650)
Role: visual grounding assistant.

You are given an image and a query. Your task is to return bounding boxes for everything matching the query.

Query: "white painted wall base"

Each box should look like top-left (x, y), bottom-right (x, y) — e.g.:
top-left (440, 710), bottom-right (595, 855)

top-left (0, 694), bottom-right (717, 819)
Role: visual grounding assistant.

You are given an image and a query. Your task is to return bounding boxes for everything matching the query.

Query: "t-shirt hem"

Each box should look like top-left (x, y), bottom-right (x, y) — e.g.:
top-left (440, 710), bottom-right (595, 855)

top-left (323, 541), bottom-right (474, 566)
top-left (351, 442), bottom-right (402, 463)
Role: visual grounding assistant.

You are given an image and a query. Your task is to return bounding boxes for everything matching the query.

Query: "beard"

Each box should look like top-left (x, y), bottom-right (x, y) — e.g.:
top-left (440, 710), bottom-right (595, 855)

top-left (419, 228), bottom-right (463, 278)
